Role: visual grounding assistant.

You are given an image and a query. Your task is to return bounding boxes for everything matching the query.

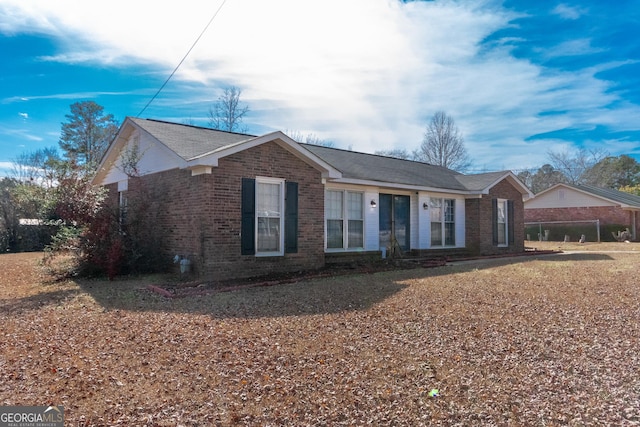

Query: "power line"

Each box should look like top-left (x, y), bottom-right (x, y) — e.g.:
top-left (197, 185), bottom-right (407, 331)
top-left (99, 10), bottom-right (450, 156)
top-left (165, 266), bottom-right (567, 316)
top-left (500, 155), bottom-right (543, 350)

top-left (136, 0), bottom-right (228, 118)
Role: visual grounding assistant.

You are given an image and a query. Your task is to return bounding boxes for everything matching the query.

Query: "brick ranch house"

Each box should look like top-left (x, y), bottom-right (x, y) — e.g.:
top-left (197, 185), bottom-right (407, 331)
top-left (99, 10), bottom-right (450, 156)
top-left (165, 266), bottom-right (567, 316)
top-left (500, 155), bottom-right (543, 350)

top-left (92, 118), bottom-right (533, 280)
top-left (524, 183), bottom-right (640, 241)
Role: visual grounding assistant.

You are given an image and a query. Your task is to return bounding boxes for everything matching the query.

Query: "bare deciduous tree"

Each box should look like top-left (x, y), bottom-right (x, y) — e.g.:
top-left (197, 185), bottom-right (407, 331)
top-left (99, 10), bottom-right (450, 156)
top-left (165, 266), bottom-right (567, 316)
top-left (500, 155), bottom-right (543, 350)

top-left (546, 148), bottom-right (608, 185)
top-left (374, 148), bottom-right (412, 160)
top-left (11, 147), bottom-right (61, 187)
top-left (414, 111), bottom-right (471, 172)
top-left (286, 130), bottom-right (335, 147)
top-left (208, 86), bottom-right (249, 133)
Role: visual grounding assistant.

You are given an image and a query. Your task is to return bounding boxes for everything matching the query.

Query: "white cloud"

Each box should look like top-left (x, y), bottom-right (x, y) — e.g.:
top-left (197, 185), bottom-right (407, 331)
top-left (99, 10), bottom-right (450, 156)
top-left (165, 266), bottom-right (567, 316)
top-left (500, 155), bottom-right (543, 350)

top-left (0, 0), bottom-right (637, 170)
top-left (544, 38), bottom-right (605, 58)
top-left (18, 112), bottom-right (28, 119)
top-left (552, 4), bottom-right (587, 20)
top-left (0, 124), bottom-right (44, 142)
top-left (3, 90), bottom-right (147, 104)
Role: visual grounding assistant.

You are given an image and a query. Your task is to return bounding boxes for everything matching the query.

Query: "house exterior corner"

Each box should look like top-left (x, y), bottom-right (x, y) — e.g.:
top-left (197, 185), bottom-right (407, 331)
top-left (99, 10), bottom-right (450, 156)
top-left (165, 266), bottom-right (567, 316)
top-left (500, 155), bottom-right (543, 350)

top-left (109, 141), bottom-right (326, 281)
top-left (465, 179), bottom-right (526, 256)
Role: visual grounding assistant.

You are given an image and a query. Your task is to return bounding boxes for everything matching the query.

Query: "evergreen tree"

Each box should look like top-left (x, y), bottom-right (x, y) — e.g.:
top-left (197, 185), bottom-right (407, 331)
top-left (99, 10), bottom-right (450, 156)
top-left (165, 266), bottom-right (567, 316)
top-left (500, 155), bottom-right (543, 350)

top-left (59, 101), bottom-right (119, 168)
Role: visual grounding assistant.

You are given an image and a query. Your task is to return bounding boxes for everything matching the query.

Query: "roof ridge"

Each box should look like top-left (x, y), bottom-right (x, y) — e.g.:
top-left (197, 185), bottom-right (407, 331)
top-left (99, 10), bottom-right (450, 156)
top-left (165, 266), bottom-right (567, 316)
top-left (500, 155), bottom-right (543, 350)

top-left (131, 116), bottom-right (256, 137)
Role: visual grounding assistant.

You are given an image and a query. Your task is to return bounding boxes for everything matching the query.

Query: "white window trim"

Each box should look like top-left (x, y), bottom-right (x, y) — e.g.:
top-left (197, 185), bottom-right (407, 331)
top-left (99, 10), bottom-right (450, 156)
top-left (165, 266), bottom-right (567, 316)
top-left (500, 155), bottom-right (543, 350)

top-left (325, 189), bottom-right (365, 251)
top-left (255, 176), bottom-right (285, 257)
top-left (430, 197), bottom-right (456, 247)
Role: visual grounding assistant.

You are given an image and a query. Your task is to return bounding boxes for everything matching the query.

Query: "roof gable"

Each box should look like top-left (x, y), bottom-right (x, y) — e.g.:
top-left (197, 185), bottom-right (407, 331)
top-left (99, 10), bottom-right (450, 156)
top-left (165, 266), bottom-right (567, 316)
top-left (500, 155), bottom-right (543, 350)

top-left (128, 118), bottom-right (253, 160)
top-left (528, 183), bottom-right (640, 209)
top-left (187, 131), bottom-right (342, 178)
top-left (93, 117), bottom-right (341, 185)
top-left (455, 171), bottom-right (531, 196)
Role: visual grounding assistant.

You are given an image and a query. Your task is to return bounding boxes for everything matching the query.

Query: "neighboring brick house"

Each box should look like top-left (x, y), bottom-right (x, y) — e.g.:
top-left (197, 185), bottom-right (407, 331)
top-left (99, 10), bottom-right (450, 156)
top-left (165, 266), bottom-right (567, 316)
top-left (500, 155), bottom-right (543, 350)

top-left (524, 183), bottom-right (640, 241)
top-left (92, 118), bottom-right (532, 280)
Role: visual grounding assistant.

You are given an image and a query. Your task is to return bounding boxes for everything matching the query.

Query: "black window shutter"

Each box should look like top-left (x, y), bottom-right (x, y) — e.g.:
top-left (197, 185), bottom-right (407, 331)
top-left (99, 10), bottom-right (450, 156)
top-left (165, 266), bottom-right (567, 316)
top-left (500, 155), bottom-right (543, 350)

top-left (241, 178), bottom-right (256, 255)
top-left (285, 181), bottom-right (298, 253)
top-left (491, 198), bottom-right (498, 246)
top-left (507, 200), bottom-right (515, 245)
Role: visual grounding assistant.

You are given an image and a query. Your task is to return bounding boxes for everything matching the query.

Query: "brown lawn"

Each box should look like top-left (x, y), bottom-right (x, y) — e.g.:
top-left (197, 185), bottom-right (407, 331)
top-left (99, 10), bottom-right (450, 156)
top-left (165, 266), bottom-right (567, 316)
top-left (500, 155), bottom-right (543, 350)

top-left (1, 246), bottom-right (640, 426)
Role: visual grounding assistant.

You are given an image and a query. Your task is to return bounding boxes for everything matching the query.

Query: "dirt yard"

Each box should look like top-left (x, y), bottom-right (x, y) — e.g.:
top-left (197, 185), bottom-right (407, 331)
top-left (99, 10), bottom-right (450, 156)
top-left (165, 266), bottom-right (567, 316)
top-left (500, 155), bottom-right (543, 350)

top-left (1, 246), bottom-right (639, 426)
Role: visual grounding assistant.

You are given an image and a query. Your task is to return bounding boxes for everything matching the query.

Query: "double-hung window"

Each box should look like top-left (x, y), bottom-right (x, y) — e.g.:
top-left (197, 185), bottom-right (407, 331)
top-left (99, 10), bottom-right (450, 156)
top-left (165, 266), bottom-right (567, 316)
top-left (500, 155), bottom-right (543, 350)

top-left (241, 177), bottom-right (298, 256)
top-left (444, 199), bottom-right (455, 246)
top-left (492, 198), bottom-right (514, 247)
top-left (326, 190), bottom-right (364, 250)
top-left (256, 179), bottom-right (283, 254)
top-left (430, 197), bottom-right (455, 246)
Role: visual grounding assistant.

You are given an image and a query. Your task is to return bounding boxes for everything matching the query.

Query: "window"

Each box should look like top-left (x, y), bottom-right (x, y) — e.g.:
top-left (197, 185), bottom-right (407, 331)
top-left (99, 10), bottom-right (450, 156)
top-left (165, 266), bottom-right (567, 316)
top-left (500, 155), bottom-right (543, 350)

top-left (326, 191), bottom-right (343, 249)
top-left (241, 177), bottom-right (298, 256)
top-left (118, 191), bottom-right (128, 225)
top-left (430, 197), bottom-right (455, 246)
top-left (256, 180), bottom-right (282, 253)
top-left (326, 190), bottom-right (364, 250)
top-left (347, 192), bottom-right (364, 248)
top-left (496, 199), bottom-right (507, 245)
top-left (117, 180), bottom-right (128, 226)
top-left (444, 199), bottom-right (455, 246)
top-left (492, 198), bottom-right (514, 247)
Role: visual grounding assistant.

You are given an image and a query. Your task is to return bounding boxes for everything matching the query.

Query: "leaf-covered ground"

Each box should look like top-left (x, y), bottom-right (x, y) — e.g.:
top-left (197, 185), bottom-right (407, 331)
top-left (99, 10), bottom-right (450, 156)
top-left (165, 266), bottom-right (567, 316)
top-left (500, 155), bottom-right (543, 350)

top-left (1, 246), bottom-right (639, 426)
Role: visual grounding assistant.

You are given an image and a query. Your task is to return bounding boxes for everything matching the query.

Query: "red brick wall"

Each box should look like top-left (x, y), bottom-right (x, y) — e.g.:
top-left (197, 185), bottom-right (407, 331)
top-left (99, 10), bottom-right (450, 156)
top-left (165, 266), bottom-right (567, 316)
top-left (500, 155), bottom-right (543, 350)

top-left (104, 183), bottom-right (118, 207)
top-left (525, 206), bottom-right (633, 225)
top-left (465, 179), bottom-right (525, 255)
top-left (122, 141), bottom-right (325, 280)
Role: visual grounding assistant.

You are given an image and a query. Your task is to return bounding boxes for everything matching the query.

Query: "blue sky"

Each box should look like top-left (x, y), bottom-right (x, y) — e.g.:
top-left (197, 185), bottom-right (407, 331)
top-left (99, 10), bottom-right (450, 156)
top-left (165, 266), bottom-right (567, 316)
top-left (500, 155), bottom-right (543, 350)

top-left (1, 0), bottom-right (639, 176)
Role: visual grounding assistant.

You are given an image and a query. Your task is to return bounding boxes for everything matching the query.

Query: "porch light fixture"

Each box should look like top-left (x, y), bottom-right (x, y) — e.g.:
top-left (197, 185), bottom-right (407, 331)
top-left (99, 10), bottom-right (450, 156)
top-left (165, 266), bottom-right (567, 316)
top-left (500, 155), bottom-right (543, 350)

top-left (423, 202), bottom-right (429, 210)
top-left (370, 199), bottom-right (377, 208)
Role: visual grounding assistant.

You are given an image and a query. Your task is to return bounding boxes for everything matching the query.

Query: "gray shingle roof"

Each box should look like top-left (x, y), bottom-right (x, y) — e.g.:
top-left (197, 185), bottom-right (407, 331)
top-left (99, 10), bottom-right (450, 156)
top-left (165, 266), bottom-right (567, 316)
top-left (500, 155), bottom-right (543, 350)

top-left (130, 117), bottom-right (254, 160)
top-left (454, 171), bottom-right (514, 192)
top-left (128, 117), bottom-right (517, 193)
top-left (303, 145), bottom-right (518, 193)
top-left (302, 144), bottom-right (470, 191)
top-left (572, 183), bottom-right (640, 208)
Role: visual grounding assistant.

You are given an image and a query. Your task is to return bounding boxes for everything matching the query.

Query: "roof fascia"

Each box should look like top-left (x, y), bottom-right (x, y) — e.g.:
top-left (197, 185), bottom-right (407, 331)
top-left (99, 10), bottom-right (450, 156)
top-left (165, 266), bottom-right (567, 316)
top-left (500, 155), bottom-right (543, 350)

top-left (186, 131), bottom-right (342, 179)
top-left (329, 178), bottom-right (472, 195)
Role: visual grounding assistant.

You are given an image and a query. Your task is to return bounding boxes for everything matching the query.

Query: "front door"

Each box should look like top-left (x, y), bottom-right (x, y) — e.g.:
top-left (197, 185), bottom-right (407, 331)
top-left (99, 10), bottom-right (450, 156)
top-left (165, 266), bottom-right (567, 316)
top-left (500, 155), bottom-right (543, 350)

top-left (379, 194), bottom-right (410, 252)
